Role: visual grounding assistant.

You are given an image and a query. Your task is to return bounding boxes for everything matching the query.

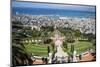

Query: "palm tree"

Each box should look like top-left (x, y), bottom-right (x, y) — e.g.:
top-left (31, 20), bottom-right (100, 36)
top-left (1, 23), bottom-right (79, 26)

top-left (12, 43), bottom-right (33, 66)
top-left (12, 21), bottom-right (33, 66)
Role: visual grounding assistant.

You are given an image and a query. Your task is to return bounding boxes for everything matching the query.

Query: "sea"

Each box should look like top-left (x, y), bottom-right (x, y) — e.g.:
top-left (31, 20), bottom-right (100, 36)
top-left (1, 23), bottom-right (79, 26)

top-left (12, 7), bottom-right (96, 18)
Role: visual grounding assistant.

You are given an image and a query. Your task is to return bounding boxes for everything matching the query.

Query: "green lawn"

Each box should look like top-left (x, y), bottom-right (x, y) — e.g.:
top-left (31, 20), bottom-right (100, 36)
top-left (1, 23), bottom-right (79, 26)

top-left (24, 41), bottom-right (95, 57)
top-left (24, 44), bottom-right (52, 57)
top-left (65, 41), bottom-right (95, 54)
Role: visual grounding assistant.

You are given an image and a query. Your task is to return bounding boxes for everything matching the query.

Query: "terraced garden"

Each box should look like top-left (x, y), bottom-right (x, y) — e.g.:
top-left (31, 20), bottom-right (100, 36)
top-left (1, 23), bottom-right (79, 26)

top-left (24, 40), bottom-right (95, 57)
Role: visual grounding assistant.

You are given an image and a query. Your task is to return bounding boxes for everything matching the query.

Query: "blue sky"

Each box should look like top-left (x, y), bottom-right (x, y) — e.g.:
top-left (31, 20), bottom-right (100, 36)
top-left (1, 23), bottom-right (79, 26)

top-left (12, 1), bottom-right (96, 12)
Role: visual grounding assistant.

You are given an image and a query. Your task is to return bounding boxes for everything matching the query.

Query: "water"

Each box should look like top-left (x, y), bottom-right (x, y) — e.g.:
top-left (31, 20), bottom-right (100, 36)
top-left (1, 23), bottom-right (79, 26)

top-left (12, 7), bottom-right (96, 18)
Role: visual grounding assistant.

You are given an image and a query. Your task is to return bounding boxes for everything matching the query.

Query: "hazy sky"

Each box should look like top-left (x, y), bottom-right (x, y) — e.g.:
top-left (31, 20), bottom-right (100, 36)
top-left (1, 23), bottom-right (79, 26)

top-left (12, 1), bottom-right (96, 12)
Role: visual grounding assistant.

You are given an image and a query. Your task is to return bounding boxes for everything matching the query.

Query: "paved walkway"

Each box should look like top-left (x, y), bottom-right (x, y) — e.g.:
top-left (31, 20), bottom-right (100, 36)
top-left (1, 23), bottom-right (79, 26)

top-left (33, 59), bottom-right (45, 64)
top-left (79, 53), bottom-right (95, 62)
top-left (55, 44), bottom-right (68, 57)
